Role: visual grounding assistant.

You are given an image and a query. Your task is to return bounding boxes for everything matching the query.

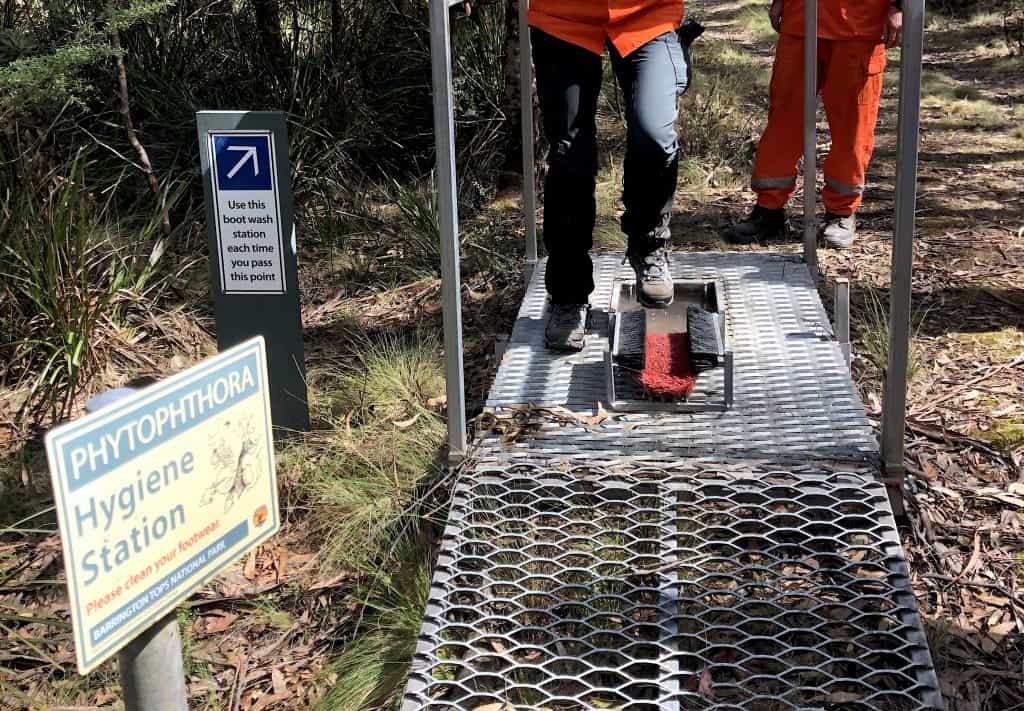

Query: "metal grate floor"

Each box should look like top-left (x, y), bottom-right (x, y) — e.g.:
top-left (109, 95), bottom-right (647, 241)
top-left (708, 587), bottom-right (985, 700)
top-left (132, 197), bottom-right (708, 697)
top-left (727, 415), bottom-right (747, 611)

top-left (403, 253), bottom-right (942, 710)
top-left (484, 254), bottom-right (877, 466)
top-left (404, 463), bottom-right (941, 710)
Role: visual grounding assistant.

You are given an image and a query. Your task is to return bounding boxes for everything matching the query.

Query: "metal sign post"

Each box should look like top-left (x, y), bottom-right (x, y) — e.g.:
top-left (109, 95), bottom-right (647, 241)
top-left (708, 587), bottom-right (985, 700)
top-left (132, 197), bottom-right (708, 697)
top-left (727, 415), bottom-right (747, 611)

top-left (430, 0), bottom-right (469, 460)
top-left (197, 111), bottom-right (309, 435)
top-left (117, 610), bottom-right (189, 709)
top-left (882, 0), bottom-right (926, 492)
top-left (803, 0), bottom-right (819, 279)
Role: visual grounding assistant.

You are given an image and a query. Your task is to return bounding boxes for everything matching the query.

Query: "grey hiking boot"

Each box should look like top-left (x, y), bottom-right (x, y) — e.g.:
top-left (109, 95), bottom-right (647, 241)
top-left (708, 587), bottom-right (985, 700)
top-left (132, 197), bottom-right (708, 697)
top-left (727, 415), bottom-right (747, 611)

top-left (822, 212), bottom-right (856, 249)
top-left (545, 303), bottom-right (589, 352)
top-left (628, 247), bottom-right (674, 309)
top-left (726, 205), bottom-right (787, 244)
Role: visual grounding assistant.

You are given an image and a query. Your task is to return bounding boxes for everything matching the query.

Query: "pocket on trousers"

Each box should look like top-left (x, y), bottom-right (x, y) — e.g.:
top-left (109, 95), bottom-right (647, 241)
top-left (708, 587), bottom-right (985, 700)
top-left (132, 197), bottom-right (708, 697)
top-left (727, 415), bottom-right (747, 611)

top-left (865, 45), bottom-right (888, 75)
top-left (666, 34), bottom-right (690, 96)
top-left (856, 44), bottom-right (887, 105)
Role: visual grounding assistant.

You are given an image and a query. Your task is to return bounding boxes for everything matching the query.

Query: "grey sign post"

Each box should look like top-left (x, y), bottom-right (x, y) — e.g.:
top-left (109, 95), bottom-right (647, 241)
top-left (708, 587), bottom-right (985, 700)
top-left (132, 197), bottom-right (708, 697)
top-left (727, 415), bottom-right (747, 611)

top-left (196, 111), bottom-right (309, 434)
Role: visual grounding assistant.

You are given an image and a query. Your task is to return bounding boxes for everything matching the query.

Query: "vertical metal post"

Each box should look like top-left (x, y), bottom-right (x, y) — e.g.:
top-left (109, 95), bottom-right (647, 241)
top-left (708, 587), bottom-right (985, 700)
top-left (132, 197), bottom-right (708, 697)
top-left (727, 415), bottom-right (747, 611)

top-left (882, 0), bottom-right (925, 481)
top-left (118, 615), bottom-right (189, 711)
top-left (430, 0), bottom-right (468, 460)
top-left (835, 278), bottom-right (851, 366)
top-left (86, 389), bottom-right (188, 711)
top-left (803, 0), bottom-right (818, 279)
top-left (519, 0), bottom-right (538, 275)
top-left (723, 352), bottom-right (735, 409)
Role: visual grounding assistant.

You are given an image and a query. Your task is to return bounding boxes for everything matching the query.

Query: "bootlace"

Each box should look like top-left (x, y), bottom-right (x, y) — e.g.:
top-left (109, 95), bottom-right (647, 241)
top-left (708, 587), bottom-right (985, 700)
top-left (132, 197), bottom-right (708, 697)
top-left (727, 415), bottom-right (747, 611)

top-left (640, 251), bottom-right (667, 281)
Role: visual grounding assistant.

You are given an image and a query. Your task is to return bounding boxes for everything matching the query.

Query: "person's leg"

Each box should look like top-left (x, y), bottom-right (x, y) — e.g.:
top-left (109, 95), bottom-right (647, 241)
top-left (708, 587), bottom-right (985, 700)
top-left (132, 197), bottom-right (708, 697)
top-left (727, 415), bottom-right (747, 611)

top-left (611, 31), bottom-right (688, 307)
top-left (729, 36), bottom-right (830, 244)
top-left (821, 40), bottom-right (886, 217)
top-left (531, 28), bottom-right (602, 306)
top-left (749, 34), bottom-right (816, 210)
top-left (611, 31), bottom-right (688, 253)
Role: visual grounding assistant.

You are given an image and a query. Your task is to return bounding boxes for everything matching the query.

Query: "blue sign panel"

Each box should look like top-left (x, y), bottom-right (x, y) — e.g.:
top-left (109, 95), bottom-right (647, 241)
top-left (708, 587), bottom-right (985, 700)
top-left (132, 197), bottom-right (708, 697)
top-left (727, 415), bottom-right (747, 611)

top-left (214, 135), bottom-right (272, 191)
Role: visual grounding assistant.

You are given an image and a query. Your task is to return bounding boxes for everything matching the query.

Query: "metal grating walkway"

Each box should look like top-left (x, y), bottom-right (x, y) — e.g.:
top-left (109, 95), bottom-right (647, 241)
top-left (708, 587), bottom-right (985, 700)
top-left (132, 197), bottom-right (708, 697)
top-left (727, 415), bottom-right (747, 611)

top-left (484, 254), bottom-right (877, 465)
top-left (403, 253), bottom-right (942, 710)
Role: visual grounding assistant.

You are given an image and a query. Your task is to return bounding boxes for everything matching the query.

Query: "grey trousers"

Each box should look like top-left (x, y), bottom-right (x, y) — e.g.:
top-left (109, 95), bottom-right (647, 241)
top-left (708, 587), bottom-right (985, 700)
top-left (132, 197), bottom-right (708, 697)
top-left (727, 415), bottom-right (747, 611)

top-left (532, 28), bottom-right (690, 305)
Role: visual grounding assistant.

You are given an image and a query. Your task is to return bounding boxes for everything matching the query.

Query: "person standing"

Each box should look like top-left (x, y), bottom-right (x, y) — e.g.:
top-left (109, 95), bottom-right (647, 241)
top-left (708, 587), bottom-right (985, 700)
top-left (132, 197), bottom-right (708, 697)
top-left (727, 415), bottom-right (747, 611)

top-left (728, 0), bottom-right (903, 249)
top-left (528, 1), bottom-right (691, 351)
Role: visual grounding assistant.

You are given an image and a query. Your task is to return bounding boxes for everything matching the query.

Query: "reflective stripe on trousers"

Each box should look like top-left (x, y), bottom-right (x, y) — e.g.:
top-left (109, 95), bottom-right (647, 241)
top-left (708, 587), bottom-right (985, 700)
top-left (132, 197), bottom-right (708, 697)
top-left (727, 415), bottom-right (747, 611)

top-left (825, 176), bottom-right (865, 195)
top-left (752, 175), bottom-right (797, 190)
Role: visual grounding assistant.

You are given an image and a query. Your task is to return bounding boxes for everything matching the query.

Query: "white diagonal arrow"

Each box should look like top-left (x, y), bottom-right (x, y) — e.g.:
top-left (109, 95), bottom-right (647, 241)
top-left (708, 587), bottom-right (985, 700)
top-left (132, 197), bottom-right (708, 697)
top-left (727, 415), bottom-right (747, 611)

top-left (225, 145), bottom-right (259, 179)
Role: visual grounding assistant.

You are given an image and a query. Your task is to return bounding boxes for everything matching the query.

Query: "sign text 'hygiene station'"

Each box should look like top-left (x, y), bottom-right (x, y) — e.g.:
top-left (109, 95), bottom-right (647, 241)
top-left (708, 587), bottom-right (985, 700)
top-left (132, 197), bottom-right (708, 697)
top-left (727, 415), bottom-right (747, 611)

top-left (46, 337), bottom-right (279, 673)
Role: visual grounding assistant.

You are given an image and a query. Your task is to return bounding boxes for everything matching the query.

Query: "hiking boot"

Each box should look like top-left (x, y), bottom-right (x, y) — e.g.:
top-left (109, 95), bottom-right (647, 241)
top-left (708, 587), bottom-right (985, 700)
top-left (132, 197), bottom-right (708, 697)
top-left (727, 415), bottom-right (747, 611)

top-left (545, 303), bottom-right (589, 352)
top-left (726, 205), bottom-right (787, 244)
top-left (628, 247), bottom-right (674, 309)
top-left (822, 212), bottom-right (856, 249)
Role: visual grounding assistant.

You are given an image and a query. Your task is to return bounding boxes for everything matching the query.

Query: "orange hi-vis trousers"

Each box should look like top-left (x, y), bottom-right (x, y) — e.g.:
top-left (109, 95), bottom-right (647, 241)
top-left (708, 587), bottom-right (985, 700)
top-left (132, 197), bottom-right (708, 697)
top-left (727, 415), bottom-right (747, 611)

top-left (752, 34), bottom-right (887, 216)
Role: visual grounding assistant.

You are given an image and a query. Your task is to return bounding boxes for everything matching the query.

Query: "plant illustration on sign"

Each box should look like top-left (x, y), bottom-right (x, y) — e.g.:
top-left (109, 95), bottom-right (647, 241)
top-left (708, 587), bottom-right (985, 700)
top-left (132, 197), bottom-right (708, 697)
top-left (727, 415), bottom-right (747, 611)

top-left (201, 415), bottom-right (261, 512)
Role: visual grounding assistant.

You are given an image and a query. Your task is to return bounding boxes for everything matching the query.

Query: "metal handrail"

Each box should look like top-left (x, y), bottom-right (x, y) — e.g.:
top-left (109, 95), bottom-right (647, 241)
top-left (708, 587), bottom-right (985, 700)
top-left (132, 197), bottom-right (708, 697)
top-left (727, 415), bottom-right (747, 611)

top-left (882, 0), bottom-right (925, 492)
top-left (519, 0), bottom-right (538, 271)
top-left (429, 0), bottom-right (468, 459)
top-left (430, 0), bottom-right (925, 484)
top-left (803, 0), bottom-right (818, 278)
top-left (430, 0), bottom-right (538, 460)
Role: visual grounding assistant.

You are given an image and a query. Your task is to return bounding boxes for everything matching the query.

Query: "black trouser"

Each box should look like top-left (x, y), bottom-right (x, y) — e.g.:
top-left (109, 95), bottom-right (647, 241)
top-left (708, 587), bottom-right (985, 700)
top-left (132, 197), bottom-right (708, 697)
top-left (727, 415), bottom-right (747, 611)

top-left (532, 28), bottom-right (690, 305)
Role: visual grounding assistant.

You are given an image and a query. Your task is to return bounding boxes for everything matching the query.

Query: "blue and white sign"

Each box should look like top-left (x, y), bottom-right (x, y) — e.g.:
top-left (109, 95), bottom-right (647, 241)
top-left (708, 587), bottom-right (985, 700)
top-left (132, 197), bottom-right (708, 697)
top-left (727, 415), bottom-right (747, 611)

top-left (45, 338), bottom-right (279, 673)
top-left (208, 132), bottom-right (286, 293)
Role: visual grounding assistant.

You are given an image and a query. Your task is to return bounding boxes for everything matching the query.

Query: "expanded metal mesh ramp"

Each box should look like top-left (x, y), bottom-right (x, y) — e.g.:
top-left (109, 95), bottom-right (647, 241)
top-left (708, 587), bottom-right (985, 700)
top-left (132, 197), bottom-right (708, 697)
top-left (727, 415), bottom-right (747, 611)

top-left (403, 254), bottom-right (942, 710)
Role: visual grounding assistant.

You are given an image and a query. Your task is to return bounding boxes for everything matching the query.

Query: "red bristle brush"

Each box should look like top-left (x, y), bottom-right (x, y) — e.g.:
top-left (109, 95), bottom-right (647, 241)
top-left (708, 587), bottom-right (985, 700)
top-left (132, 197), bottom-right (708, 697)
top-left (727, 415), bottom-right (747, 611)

top-left (640, 332), bottom-right (696, 400)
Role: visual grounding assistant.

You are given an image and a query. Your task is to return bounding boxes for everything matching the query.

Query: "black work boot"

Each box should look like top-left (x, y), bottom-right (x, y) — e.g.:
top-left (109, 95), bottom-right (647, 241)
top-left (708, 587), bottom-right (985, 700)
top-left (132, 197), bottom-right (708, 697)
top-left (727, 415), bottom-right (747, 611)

top-left (627, 247), bottom-right (674, 309)
top-left (545, 303), bottom-right (589, 352)
top-left (822, 212), bottom-right (856, 249)
top-left (726, 205), bottom-right (787, 244)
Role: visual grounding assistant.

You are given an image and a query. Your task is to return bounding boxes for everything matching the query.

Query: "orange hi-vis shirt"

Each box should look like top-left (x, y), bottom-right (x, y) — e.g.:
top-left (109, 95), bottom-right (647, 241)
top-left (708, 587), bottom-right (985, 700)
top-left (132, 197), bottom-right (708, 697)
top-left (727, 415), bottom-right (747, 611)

top-left (528, 0), bottom-right (685, 57)
top-left (780, 0), bottom-right (892, 41)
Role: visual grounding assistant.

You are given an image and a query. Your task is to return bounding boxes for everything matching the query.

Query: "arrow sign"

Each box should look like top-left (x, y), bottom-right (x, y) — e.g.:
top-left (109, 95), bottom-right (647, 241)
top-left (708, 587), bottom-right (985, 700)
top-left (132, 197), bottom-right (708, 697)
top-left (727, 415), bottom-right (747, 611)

top-left (226, 145), bottom-right (259, 179)
top-left (212, 135), bottom-right (272, 192)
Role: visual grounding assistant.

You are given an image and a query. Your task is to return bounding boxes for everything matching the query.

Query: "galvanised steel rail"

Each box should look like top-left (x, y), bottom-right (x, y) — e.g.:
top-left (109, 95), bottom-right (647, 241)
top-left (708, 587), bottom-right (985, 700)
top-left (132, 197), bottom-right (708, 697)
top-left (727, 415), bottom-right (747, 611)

top-left (883, 0), bottom-right (925, 489)
top-left (803, 0), bottom-right (818, 279)
top-left (430, 0), bottom-right (925, 494)
top-left (431, 0), bottom-right (538, 460)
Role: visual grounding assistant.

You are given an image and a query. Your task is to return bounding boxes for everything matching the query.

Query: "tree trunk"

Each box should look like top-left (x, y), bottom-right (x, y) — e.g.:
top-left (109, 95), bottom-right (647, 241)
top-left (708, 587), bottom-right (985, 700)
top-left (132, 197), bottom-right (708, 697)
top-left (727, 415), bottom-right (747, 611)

top-left (252, 0), bottom-right (287, 67)
top-left (110, 29), bottom-right (171, 237)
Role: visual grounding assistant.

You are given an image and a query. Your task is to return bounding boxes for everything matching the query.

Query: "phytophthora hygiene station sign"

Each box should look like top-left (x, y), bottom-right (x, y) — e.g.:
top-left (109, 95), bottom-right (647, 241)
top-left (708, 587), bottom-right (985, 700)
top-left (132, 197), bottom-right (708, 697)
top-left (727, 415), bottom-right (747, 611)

top-left (45, 338), bottom-right (279, 673)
